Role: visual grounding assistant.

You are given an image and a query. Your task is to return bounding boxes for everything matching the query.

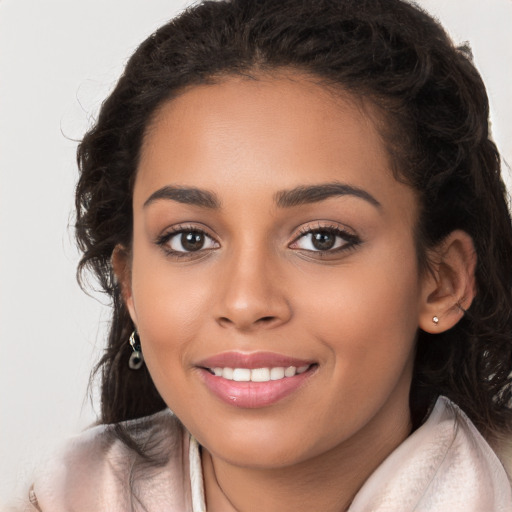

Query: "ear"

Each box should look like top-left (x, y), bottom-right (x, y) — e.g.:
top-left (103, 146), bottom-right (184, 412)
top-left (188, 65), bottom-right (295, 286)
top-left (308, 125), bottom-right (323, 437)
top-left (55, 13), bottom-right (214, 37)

top-left (112, 245), bottom-right (137, 325)
top-left (418, 230), bottom-right (477, 334)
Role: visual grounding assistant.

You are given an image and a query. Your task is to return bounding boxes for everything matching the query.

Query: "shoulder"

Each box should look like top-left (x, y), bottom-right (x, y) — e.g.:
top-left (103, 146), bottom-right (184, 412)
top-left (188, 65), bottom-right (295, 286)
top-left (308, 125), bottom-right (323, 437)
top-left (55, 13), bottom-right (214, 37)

top-left (415, 398), bottom-right (512, 509)
top-left (488, 428), bottom-right (512, 482)
top-left (350, 397), bottom-right (512, 512)
top-left (444, 398), bottom-right (512, 485)
top-left (28, 410), bottom-right (194, 511)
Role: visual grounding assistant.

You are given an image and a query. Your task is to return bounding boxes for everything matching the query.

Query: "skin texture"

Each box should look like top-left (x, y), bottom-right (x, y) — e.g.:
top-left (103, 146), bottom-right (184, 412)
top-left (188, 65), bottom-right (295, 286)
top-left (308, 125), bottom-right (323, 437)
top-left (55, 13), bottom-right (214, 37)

top-left (115, 75), bottom-right (476, 512)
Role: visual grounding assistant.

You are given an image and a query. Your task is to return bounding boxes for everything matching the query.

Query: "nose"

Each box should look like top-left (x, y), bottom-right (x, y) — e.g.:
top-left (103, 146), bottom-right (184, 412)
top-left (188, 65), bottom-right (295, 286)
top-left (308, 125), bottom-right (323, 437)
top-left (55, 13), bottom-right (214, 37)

top-left (213, 245), bottom-right (292, 332)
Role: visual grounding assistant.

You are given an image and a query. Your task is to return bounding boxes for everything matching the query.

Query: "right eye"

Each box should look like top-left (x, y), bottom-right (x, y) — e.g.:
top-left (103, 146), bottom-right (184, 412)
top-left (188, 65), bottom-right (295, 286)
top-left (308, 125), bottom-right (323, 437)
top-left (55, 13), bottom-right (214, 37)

top-left (157, 227), bottom-right (220, 255)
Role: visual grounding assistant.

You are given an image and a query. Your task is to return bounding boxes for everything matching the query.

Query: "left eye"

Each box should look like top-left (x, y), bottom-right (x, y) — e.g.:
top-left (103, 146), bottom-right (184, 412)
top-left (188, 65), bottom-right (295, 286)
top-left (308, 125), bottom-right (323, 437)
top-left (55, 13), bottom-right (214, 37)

top-left (291, 229), bottom-right (354, 252)
top-left (166, 230), bottom-right (218, 252)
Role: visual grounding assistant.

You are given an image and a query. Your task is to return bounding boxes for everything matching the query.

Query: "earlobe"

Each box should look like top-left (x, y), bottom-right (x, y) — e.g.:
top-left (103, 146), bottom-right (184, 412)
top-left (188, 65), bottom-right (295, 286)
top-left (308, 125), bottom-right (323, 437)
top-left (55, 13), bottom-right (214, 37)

top-left (112, 245), bottom-right (137, 324)
top-left (418, 230), bottom-right (477, 334)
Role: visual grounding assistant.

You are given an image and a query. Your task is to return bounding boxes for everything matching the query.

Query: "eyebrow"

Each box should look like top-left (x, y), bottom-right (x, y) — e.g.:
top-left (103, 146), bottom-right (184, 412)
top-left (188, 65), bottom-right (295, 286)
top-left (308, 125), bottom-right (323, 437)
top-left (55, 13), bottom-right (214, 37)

top-left (143, 182), bottom-right (381, 210)
top-left (274, 182), bottom-right (381, 209)
top-left (143, 186), bottom-right (221, 209)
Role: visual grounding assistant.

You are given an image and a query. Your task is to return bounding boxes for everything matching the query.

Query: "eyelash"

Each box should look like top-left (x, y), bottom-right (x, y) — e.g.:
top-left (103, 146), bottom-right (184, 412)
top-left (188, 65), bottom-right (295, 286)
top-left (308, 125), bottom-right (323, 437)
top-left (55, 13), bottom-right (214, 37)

top-left (155, 224), bottom-right (218, 259)
top-left (290, 224), bottom-right (361, 256)
top-left (155, 223), bottom-right (361, 259)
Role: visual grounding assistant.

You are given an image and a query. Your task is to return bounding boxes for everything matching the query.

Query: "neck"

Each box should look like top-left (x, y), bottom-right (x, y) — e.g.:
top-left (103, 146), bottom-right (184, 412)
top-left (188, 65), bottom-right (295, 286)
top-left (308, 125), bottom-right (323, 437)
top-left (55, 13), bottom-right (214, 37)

top-left (201, 399), bottom-right (412, 512)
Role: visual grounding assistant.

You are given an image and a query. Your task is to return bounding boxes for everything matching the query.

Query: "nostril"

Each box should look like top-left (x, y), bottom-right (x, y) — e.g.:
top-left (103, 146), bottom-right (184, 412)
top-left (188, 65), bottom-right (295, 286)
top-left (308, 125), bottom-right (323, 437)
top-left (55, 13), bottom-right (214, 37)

top-left (256, 316), bottom-right (277, 324)
top-left (217, 315), bottom-right (278, 329)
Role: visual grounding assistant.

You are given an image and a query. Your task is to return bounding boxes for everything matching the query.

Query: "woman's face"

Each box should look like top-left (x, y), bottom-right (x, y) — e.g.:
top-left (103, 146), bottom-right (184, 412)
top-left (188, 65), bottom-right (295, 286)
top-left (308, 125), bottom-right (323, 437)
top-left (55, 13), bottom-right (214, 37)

top-left (123, 75), bottom-right (428, 468)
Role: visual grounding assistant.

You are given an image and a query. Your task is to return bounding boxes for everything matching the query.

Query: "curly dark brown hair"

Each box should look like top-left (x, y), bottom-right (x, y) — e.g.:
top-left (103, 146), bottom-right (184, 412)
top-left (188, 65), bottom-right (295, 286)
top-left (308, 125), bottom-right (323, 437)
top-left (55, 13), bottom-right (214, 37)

top-left (76, 0), bottom-right (512, 440)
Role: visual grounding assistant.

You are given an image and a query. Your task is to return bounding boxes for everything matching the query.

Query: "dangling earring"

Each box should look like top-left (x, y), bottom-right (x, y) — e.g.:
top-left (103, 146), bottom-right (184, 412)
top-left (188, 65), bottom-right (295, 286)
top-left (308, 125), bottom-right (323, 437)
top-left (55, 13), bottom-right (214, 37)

top-left (129, 331), bottom-right (144, 370)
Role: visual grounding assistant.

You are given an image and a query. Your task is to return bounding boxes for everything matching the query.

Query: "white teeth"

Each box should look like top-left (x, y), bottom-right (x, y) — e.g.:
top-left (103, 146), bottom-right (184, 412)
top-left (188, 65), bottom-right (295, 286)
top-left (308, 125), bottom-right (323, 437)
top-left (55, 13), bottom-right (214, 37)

top-left (284, 366), bottom-right (296, 377)
top-left (251, 368), bottom-right (271, 382)
top-left (233, 368), bottom-right (251, 382)
top-left (222, 367), bottom-right (234, 380)
top-left (270, 367), bottom-right (285, 380)
top-left (209, 365), bottom-right (310, 382)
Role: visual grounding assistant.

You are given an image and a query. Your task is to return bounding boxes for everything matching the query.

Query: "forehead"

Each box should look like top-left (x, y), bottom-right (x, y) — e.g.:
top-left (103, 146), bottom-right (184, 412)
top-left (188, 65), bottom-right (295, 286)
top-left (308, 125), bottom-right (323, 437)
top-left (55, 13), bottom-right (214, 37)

top-left (135, 74), bottom-right (412, 216)
top-left (143, 74), bottom-right (385, 160)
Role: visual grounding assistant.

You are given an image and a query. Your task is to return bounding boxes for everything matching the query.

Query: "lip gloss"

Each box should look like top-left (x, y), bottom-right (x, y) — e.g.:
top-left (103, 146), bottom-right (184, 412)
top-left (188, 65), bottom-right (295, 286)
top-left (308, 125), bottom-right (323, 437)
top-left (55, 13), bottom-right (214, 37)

top-left (196, 352), bottom-right (316, 408)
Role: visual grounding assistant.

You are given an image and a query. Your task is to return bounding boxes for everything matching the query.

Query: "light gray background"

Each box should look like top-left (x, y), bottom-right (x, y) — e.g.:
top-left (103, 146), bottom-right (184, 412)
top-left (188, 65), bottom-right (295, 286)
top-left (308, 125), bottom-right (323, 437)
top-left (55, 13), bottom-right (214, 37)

top-left (1, 0), bottom-right (511, 506)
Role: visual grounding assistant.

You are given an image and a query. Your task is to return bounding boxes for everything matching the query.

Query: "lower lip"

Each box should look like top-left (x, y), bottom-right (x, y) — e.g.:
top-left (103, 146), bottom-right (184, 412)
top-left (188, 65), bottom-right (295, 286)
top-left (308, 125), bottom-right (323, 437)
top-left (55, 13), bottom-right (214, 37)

top-left (198, 367), bottom-right (315, 408)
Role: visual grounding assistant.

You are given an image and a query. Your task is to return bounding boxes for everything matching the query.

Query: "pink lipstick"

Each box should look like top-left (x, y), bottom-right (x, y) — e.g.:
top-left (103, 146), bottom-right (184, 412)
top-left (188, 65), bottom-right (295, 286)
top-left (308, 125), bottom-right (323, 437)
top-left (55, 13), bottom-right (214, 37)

top-left (196, 351), bottom-right (317, 408)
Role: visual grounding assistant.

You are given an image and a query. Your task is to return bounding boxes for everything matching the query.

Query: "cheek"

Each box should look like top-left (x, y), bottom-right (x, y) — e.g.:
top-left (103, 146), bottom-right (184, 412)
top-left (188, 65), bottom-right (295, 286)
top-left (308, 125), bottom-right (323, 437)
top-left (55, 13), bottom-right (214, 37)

top-left (286, 255), bottom-right (420, 446)
top-left (128, 249), bottom-right (213, 386)
top-left (299, 246), bottom-right (421, 383)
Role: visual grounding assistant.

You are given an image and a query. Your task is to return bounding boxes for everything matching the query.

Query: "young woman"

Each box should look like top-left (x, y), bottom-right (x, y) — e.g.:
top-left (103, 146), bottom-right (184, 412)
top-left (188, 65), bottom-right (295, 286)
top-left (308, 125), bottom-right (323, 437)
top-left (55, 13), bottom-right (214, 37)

top-left (25, 0), bottom-right (512, 510)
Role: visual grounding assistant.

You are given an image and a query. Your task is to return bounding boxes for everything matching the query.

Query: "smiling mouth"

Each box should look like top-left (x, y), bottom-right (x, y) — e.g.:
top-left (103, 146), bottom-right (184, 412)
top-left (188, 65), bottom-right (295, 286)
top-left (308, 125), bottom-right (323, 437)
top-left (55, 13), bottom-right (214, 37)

top-left (197, 360), bottom-right (318, 408)
top-left (203, 364), bottom-right (314, 382)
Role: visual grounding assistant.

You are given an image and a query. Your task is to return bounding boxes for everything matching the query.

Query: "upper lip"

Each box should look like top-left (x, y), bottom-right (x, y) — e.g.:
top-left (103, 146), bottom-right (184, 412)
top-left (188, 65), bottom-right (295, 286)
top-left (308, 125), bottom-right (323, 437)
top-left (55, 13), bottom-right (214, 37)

top-left (196, 351), bottom-right (316, 370)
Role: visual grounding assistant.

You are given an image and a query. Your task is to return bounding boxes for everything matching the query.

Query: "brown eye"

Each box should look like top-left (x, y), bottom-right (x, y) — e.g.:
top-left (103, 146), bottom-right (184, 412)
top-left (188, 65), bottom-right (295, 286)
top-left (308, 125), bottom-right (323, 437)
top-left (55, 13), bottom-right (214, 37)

top-left (311, 231), bottom-right (336, 250)
top-left (181, 231), bottom-right (205, 251)
top-left (290, 226), bottom-right (360, 254)
top-left (165, 229), bottom-right (219, 253)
